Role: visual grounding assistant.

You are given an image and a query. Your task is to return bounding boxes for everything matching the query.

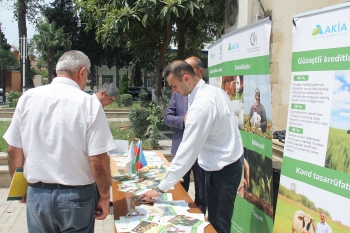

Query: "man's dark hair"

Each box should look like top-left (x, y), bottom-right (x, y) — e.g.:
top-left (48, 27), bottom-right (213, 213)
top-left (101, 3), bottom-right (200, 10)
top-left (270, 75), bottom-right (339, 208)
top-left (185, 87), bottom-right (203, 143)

top-left (164, 60), bottom-right (196, 80)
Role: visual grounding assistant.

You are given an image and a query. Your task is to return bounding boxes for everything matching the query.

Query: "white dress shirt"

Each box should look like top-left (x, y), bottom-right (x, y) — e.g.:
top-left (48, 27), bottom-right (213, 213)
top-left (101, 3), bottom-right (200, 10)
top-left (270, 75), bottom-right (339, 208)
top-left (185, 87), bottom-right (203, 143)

top-left (315, 222), bottom-right (332, 233)
top-left (3, 77), bottom-right (116, 185)
top-left (159, 79), bottom-right (243, 191)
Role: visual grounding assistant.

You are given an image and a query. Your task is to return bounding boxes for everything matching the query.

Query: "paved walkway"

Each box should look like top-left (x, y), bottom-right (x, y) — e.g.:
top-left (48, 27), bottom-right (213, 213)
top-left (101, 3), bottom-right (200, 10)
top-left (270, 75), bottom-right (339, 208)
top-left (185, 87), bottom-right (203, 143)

top-left (0, 183), bottom-right (195, 233)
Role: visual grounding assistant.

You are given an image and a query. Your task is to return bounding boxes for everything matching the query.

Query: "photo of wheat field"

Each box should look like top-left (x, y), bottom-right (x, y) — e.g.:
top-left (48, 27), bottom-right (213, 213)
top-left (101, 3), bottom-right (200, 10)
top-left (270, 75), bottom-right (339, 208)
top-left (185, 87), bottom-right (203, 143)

top-left (327, 71), bottom-right (350, 174)
top-left (326, 128), bottom-right (350, 174)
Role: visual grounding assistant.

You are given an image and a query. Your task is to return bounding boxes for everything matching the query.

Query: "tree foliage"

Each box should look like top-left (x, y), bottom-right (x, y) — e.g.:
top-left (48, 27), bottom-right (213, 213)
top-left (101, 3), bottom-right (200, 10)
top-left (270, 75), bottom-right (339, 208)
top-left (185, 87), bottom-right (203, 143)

top-left (0, 30), bottom-right (18, 102)
top-left (76, 0), bottom-right (225, 110)
top-left (42, 0), bottom-right (133, 88)
top-left (32, 20), bottom-right (71, 83)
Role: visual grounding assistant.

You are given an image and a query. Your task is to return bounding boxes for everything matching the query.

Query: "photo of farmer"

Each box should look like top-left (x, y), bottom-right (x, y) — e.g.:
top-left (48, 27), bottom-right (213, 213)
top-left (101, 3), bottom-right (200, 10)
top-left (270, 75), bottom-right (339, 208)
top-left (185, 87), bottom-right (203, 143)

top-left (243, 75), bottom-right (272, 138)
top-left (274, 175), bottom-right (350, 233)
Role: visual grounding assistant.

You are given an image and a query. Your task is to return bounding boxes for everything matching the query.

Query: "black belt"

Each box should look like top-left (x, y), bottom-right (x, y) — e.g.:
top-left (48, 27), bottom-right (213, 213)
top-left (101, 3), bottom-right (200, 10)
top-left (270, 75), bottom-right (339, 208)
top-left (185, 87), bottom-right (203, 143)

top-left (29, 182), bottom-right (92, 190)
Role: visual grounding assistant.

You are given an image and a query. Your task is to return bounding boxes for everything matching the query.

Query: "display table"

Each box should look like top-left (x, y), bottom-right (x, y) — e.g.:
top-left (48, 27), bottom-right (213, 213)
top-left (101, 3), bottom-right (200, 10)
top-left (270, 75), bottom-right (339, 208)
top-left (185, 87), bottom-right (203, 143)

top-left (110, 151), bottom-right (216, 233)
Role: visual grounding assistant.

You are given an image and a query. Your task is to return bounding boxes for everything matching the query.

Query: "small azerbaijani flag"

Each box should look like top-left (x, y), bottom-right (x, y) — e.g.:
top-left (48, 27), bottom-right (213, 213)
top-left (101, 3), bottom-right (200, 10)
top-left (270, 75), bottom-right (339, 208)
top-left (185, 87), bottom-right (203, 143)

top-left (125, 141), bottom-right (134, 174)
top-left (131, 140), bottom-right (147, 174)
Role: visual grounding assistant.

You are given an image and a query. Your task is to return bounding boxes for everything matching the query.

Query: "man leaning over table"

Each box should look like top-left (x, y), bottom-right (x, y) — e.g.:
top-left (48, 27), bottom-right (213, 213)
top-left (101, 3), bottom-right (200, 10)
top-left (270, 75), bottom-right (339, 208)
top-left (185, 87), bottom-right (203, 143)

top-left (94, 83), bottom-right (119, 107)
top-left (4, 50), bottom-right (116, 233)
top-left (137, 60), bottom-right (244, 233)
top-left (163, 56), bottom-right (206, 214)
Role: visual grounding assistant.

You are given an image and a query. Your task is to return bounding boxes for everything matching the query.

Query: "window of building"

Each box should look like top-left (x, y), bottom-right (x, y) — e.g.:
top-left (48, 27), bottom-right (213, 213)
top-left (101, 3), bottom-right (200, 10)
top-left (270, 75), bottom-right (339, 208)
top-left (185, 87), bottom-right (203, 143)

top-left (146, 79), bottom-right (152, 87)
top-left (102, 75), bottom-right (113, 84)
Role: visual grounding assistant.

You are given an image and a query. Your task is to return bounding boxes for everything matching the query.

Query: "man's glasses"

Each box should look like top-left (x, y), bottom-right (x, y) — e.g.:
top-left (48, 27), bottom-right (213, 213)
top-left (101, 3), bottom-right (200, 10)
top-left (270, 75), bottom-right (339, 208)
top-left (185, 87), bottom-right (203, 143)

top-left (85, 69), bottom-right (91, 83)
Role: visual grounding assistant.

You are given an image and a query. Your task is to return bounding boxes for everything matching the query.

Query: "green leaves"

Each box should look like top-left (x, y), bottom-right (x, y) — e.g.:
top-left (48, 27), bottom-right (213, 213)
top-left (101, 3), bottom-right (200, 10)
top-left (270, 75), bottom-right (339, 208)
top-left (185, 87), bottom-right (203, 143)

top-left (311, 28), bottom-right (320, 36)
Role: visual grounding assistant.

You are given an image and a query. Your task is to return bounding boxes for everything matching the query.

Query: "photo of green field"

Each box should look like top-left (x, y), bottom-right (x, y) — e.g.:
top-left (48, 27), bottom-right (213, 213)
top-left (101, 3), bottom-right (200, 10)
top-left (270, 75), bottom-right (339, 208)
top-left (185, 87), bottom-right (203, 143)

top-left (273, 175), bottom-right (350, 233)
top-left (326, 127), bottom-right (350, 174)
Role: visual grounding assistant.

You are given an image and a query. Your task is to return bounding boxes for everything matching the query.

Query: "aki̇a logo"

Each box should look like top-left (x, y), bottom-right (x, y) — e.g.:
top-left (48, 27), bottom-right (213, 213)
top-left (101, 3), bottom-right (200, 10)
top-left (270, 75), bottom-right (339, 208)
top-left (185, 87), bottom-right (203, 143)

top-left (311, 22), bottom-right (347, 37)
top-left (210, 52), bottom-right (216, 59)
top-left (228, 42), bottom-right (239, 52)
top-left (250, 32), bottom-right (257, 46)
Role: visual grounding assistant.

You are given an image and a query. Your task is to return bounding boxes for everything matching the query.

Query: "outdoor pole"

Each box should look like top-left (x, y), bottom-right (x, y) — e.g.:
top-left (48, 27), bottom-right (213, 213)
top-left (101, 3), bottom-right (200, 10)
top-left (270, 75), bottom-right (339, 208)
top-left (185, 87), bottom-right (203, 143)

top-left (21, 36), bottom-right (26, 93)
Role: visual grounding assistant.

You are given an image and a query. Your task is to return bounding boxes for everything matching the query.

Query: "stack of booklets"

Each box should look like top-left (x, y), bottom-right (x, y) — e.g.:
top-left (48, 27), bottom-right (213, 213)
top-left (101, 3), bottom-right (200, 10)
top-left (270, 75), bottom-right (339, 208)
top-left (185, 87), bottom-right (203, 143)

top-left (115, 201), bottom-right (209, 233)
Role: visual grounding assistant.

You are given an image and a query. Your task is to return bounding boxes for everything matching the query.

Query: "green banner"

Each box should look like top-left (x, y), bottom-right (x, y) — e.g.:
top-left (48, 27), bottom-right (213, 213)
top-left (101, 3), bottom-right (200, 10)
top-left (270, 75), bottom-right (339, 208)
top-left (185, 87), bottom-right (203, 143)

top-left (241, 131), bottom-right (272, 159)
top-left (232, 197), bottom-right (273, 233)
top-left (208, 63), bottom-right (223, 78)
top-left (222, 55), bottom-right (270, 75)
top-left (292, 46), bottom-right (350, 72)
top-left (281, 157), bottom-right (350, 199)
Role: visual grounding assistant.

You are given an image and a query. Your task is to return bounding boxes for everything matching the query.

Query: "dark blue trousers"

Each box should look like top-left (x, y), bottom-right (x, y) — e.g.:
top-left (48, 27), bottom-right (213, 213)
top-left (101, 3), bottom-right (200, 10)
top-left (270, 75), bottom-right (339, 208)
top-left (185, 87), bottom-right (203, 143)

top-left (205, 157), bottom-right (243, 233)
top-left (181, 159), bottom-right (207, 214)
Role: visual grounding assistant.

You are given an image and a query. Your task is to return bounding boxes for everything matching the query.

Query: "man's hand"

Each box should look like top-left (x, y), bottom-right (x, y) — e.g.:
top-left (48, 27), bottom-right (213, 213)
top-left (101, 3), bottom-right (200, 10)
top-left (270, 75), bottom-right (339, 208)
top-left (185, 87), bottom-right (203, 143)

top-left (19, 194), bottom-right (27, 204)
top-left (184, 112), bottom-right (187, 124)
top-left (135, 190), bottom-right (160, 202)
top-left (95, 198), bottom-right (110, 220)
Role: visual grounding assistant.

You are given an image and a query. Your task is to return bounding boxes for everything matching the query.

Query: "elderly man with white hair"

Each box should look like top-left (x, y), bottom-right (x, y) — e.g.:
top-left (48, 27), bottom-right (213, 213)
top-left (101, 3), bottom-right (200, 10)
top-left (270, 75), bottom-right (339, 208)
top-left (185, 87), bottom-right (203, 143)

top-left (4, 50), bottom-right (116, 232)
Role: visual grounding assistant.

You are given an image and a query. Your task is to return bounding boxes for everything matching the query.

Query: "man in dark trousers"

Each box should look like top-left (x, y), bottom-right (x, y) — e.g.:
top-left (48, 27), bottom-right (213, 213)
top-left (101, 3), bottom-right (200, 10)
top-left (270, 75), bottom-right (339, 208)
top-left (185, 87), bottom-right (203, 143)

top-left (163, 56), bottom-right (207, 214)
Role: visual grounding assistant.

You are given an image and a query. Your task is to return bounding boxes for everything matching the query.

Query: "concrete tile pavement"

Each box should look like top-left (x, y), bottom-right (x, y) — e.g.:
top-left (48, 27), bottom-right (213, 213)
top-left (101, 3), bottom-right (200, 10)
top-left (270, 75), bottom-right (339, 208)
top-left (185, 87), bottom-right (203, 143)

top-left (0, 183), bottom-right (195, 233)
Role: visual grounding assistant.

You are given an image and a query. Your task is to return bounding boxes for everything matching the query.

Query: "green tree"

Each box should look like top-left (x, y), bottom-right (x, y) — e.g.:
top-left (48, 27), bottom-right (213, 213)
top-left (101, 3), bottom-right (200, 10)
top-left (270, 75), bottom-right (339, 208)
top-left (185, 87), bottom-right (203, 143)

top-left (32, 20), bottom-right (71, 83)
top-left (77, 0), bottom-right (225, 109)
top-left (0, 29), bottom-right (18, 102)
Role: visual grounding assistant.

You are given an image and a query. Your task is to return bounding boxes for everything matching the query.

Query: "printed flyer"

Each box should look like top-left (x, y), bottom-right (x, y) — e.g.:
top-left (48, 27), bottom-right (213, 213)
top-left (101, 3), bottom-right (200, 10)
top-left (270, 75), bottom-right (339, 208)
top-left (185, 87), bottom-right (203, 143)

top-left (273, 3), bottom-right (350, 233)
top-left (208, 18), bottom-right (273, 233)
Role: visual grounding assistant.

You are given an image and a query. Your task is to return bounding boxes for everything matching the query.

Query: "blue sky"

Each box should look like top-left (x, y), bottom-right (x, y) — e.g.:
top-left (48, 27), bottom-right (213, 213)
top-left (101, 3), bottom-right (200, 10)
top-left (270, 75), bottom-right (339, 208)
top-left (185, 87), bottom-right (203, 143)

top-left (330, 71), bottom-right (350, 130)
top-left (0, 0), bottom-right (52, 46)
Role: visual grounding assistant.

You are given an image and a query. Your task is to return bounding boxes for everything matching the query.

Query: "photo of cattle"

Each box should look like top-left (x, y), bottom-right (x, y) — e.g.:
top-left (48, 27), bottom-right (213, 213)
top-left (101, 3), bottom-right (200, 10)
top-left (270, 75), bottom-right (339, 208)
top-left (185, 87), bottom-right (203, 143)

top-left (243, 148), bottom-right (273, 219)
top-left (243, 75), bottom-right (272, 139)
top-left (326, 71), bottom-right (350, 174)
top-left (273, 175), bottom-right (350, 233)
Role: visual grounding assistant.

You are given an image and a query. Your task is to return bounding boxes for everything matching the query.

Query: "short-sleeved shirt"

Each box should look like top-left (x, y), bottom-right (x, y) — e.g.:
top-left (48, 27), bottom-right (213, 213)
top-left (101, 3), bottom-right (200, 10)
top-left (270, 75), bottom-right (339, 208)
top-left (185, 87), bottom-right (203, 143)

top-left (315, 222), bottom-right (332, 233)
top-left (3, 77), bottom-right (116, 185)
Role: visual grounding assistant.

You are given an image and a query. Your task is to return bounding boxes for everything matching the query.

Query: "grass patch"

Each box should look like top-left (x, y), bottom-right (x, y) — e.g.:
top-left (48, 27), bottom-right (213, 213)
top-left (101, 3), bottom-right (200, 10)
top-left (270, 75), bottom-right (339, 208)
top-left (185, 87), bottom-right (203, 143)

top-left (0, 121), bottom-right (10, 152)
top-left (104, 101), bottom-right (141, 110)
top-left (0, 120), bottom-right (157, 152)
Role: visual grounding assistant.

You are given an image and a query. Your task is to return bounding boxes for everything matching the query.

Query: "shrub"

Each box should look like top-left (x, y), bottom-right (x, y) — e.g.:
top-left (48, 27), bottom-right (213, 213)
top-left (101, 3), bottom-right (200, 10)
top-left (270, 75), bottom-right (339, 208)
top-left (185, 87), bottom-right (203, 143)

top-left (145, 103), bottom-right (161, 149)
top-left (140, 100), bottom-right (151, 107)
top-left (119, 74), bottom-right (128, 95)
top-left (128, 107), bottom-right (150, 138)
top-left (7, 91), bottom-right (22, 108)
top-left (117, 94), bottom-right (133, 107)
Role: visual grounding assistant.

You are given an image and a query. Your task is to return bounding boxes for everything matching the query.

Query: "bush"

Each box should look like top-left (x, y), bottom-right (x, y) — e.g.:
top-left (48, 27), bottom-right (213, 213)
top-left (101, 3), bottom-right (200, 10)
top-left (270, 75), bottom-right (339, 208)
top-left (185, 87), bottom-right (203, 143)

top-left (7, 91), bottom-right (22, 108)
top-left (128, 107), bottom-right (150, 138)
top-left (117, 94), bottom-right (133, 107)
top-left (140, 100), bottom-right (151, 107)
top-left (119, 74), bottom-right (128, 95)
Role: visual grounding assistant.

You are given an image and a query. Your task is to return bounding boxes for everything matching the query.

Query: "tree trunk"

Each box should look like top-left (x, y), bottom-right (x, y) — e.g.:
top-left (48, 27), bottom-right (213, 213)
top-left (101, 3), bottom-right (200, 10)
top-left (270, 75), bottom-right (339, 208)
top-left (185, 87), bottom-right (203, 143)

top-left (90, 64), bottom-right (95, 89)
top-left (115, 63), bottom-right (120, 87)
top-left (155, 23), bottom-right (172, 111)
top-left (176, 20), bottom-right (186, 60)
top-left (18, 0), bottom-right (27, 91)
top-left (0, 66), bottom-right (6, 103)
top-left (47, 48), bottom-right (54, 83)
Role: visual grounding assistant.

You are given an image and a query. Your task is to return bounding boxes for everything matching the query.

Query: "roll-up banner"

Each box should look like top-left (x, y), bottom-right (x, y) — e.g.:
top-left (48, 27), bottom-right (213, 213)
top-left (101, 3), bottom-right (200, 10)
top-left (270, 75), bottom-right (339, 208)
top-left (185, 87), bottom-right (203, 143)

top-left (208, 18), bottom-right (273, 233)
top-left (273, 3), bottom-right (350, 233)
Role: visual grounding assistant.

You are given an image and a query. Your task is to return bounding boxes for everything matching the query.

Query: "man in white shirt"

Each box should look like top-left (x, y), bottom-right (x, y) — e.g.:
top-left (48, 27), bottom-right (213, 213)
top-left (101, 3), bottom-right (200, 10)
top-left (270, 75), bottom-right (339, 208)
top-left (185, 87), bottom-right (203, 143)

top-left (93, 83), bottom-right (119, 107)
top-left (137, 60), bottom-right (244, 233)
top-left (4, 50), bottom-right (116, 233)
top-left (312, 212), bottom-right (333, 233)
